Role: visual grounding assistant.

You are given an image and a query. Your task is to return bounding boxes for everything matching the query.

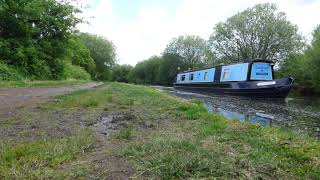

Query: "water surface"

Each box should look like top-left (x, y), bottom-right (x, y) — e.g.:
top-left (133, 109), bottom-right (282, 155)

top-left (153, 86), bottom-right (320, 137)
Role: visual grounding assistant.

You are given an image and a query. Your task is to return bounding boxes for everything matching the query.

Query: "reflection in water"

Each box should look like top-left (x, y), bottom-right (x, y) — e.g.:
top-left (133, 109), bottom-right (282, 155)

top-left (216, 108), bottom-right (273, 127)
top-left (152, 86), bottom-right (320, 137)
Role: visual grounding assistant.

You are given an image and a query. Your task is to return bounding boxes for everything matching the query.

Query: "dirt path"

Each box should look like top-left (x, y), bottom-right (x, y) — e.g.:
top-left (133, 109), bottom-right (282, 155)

top-left (0, 82), bottom-right (102, 118)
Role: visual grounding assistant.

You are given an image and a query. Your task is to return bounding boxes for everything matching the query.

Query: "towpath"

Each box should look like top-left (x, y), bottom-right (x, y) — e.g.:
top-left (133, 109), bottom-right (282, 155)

top-left (0, 82), bottom-right (102, 118)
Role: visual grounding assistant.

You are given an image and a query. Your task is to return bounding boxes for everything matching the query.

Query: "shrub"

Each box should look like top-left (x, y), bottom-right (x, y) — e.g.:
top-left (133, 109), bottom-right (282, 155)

top-left (63, 63), bottom-right (91, 80)
top-left (0, 62), bottom-right (25, 81)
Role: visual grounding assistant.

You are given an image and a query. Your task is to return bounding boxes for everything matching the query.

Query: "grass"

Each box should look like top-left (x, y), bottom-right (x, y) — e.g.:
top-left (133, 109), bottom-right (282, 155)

top-left (0, 129), bottom-right (95, 178)
top-left (0, 79), bottom-right (90, 88)
top-left (49, 82), bottom-right (319, 179)
top-left (113, 125), bottom-right (134, 140)
top-left (1, 82), bottom-right (320, 179)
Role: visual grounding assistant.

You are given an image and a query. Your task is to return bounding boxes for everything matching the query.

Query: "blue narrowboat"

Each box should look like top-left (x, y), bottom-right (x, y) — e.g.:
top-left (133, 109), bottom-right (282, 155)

top-left (174, 59), bottom-right (294, 98)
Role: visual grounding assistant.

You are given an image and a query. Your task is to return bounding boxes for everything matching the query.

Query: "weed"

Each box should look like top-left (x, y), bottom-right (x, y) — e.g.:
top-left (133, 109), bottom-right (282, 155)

top-left (114, 126), bottom-right (133, 140)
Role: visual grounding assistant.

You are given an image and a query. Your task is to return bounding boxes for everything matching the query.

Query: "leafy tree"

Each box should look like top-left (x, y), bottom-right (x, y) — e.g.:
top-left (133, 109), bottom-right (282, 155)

top-left (280, 25), bottom-right (320, 90)
top-left (66, 36), bottom-right (96, 76)
top-left (0, 0), bottom-right (81, 79)
top-left (130, 56), bottom-right (161, 84)
top-left (157, 54), bottom-right (187, 85)
top-left (109, 64), bottom-right (133, 83)
top-left (79, 33), bottom-right (117, 80)
top-left (208, 3), bottom-right (302, 64)
top-left (164, 35), bottom-right (212, 69)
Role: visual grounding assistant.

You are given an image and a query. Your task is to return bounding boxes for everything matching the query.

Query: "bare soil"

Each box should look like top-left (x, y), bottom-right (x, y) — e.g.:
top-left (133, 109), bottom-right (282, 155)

top-left (0, 82), bottom-right (102, 118)
top-left (0, 83), bottom-right (139, 179)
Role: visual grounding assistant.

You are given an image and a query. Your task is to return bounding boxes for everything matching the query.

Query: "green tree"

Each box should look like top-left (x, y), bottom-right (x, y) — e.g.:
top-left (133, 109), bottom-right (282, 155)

top-left (0, 0), bottom-right (81, 79)
top-left (157, 54), bottom-right (187, 85)
top-left (280, 25), bottom-right (320, 90)
top-left (79, 33), bottom-right (117, 80)
top-left (164, 35), bottom-right (212, 69)
top-left (208, 3), bottom-right (302, 64)
top-left (110, 64), bottom-right (133, 83)
top-left (66, 36), bottom-right (96, 76)
top-left (130, 56), bottom-right (162, 84)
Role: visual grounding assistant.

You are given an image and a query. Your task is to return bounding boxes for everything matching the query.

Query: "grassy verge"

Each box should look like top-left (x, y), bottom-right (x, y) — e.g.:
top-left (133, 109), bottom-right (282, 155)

top-left (47, 82), bottom-right (320, 179)
top-left (0, 79), bottom-right (91, 88)
top-left (1, 82), bottom-right (319, 179)
top-left (0, 129), bottom-right (95, 178)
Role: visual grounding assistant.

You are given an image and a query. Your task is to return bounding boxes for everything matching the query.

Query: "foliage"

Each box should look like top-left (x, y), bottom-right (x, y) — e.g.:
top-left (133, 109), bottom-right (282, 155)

top-left (78, 33), bottom-right (117, 80)
top-left (157, 53), bottom-right (188, 85)
top-left (126, 54), bottom-right (189, 85)
top-left (279, 25), bottom-right (320, 90)
top-left (0, 80), bottom-right (89, 88)
top-left (63, 63), bottom-right (91, 80)
top-left (130, 56), bottom-right (161, 84)
top-left (164, 35), bottom-right (213, 68)
top-left (0, 0), bottom-right (81, 79)
top-left (208, 3), bottom-right (303, 64)
top-left (109, 64), bottom-right (133, 83)
top-left (66, 36), bottom-right (96, 76)
top-left (0, 62), bottom-right (25, 81)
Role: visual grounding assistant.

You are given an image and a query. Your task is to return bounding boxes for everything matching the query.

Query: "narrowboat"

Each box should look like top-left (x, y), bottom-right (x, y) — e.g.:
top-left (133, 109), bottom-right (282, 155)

top-left (174, 59), bottom-right (294, 98)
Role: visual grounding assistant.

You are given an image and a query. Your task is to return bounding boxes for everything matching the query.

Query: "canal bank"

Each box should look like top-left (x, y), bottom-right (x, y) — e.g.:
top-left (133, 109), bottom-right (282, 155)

top-left (153, 86), bottom-right (320, 138)
top-left (116, 83), bottom-right (320, 178)
top-left (1, 83), bottom-right (319, 179)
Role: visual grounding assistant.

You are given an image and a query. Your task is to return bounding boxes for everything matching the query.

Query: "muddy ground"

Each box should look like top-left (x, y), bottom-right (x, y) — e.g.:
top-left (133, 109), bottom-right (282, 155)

top-left (0, 83), bottom-right (141, 179)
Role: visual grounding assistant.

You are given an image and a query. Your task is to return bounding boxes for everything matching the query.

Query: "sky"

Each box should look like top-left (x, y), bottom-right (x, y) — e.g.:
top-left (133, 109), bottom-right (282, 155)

top-left (78, 0), bottom-right (320, 65)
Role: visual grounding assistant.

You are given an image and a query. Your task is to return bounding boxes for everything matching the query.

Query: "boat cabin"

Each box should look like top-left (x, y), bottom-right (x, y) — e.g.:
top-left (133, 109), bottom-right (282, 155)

top-left (176, 60), bottom-right (274, 84)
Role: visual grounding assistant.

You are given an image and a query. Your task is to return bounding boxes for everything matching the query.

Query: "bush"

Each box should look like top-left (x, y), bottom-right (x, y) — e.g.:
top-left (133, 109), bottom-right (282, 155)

top-left (63, 63), bottom-right (91, 80)
top-left (0, 62), bottom-right (25, 81)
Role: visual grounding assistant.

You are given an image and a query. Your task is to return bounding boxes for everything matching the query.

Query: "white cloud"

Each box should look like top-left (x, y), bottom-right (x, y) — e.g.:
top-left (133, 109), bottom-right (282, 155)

top-left (78, 0), bottom-right (320, 65)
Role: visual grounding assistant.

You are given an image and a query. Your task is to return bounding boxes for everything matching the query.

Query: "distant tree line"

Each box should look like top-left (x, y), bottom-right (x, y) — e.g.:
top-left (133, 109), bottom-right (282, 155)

top-left (112, 3), bottom-right (320, 93)
top-left (1, 1), bottom-right (320, 92)
top-left (0, 0), bottom-right (116, 81)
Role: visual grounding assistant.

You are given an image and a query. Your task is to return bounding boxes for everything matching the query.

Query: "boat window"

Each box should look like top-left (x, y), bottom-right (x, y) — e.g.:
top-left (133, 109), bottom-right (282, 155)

top-left (204, 72), bottom-right (208, 80)
top-left (189, 73), bottom-right (194, 80)
top-left (222, 68), bottom-right (230, 80)
top-left (250, 63), bottom-right (272, 80)
top-left (181, 75), bottom-right (185, 81)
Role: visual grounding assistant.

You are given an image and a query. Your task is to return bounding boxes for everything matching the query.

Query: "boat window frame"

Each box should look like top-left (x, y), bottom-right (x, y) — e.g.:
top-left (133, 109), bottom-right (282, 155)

top-left (204, 71), bottom-right (208, 80)
top-left (189, 73), bottom-right (194, 81)
top-left (181, 74), bottom-right (185, 81)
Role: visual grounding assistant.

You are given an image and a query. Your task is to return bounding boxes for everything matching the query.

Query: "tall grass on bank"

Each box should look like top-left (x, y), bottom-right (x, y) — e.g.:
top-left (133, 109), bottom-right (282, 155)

top-left (0, 80), bottom-right (91, 88)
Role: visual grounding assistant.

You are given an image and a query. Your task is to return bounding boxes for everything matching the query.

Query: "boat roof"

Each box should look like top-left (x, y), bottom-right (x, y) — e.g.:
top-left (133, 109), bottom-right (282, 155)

top-left (179, 59), bottom-right (274, 74)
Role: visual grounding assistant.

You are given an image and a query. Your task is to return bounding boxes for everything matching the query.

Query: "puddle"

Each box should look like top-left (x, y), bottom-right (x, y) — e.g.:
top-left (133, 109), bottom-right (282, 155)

top-left (94, 112), bottom-right (135, 136)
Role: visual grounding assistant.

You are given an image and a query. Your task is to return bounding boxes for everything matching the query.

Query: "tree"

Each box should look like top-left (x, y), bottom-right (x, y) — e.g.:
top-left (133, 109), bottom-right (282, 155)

top-left (279, 25), bottom-right (320, 90)
top-left (208, 3), bottom-right (302, 64)
top-left (79, 33), bottom-right (117, 80)
top-left (157, 54), bottom-right (187, 85)
top-left (66, 36), bottom-right (96, 76)
top-left (130, 56), bottom-right (161, 84)
top-left (164, 35), bottom-right (212, 68)
top-left (0, 0), bottom-right (81, 79)
top-left (109, 64), bottom-right (133, 83)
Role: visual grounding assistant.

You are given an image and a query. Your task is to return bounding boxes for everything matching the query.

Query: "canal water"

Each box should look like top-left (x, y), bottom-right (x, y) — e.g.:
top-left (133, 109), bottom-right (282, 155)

top-left (153, 86), bottom-right (320, 138)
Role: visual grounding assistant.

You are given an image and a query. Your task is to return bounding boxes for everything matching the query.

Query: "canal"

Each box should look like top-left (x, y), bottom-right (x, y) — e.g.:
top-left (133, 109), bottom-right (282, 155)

top-left (153, 86), bottom-right (320, 138)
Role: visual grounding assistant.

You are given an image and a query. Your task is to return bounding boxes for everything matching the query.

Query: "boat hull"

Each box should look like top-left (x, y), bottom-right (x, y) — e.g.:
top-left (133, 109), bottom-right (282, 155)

top-left (173, 77), bottom-right (294, 98)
